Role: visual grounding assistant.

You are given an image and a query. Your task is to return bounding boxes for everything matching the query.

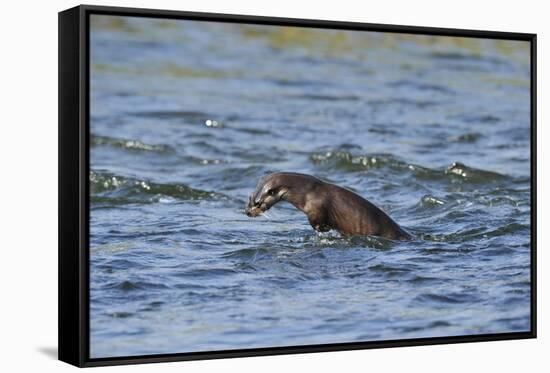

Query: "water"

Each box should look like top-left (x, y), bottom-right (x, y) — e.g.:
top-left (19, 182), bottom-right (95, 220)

top-left (89, 15), bottom-right (531, 358)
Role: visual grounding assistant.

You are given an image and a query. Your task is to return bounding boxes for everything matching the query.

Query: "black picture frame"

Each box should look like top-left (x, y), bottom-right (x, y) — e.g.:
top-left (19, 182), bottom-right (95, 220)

top-left (59, 4), bottom-right (537, 368)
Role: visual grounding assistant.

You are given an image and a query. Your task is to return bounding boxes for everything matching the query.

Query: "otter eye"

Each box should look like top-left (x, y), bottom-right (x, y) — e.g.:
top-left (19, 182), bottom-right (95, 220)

top-left (268, 189), bottom-right (276, 196)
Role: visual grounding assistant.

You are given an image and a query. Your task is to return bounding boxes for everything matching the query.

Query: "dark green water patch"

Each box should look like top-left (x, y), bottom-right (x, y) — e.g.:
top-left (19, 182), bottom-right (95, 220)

top-left (90, 170), bottom-right (226, 204)
top-left (310, 151), bottom-right (509, 185)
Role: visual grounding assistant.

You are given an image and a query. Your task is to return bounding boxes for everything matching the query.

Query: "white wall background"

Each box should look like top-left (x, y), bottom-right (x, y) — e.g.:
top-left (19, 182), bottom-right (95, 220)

top-left (0, 0), bottom-right (546, 371)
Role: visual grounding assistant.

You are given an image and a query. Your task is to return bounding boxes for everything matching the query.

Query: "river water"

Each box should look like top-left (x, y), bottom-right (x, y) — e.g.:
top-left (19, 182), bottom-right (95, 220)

top-left (89, 15), bottom-right (531, 358)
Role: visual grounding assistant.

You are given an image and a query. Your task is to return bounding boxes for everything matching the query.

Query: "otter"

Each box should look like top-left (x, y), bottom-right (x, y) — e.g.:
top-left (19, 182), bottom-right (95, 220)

top-left (245, 172), bottom-right (411, 240)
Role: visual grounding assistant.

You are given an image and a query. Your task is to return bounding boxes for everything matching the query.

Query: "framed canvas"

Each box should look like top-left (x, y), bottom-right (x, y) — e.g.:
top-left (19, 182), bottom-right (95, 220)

top-left (58, 4), bottom-right (537, 367)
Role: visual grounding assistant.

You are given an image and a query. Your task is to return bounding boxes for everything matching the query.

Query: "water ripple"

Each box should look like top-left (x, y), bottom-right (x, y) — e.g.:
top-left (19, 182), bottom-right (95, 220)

top-left (90, 170), bottom-right (228, 205)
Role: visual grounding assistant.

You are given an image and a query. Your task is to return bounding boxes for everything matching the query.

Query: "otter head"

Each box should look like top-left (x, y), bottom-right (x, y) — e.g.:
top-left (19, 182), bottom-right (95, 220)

top-left (245, 174), bottom-right (289, 217)
top-left (245, 172), bottom-right (323, 217)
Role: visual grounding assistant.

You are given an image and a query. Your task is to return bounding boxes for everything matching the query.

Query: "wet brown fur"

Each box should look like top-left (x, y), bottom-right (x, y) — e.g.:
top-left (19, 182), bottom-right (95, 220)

top-left (245, 172), bottom-right (411, 240)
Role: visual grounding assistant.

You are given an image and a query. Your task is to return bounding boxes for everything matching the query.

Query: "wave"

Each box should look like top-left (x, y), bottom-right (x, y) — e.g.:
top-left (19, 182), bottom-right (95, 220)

top-left (90, 170), bottom-right (225, 205)
top-left (221, 247), bottom-right (274, 260)
top-left (419, 195), bottom-right (446, 208)
top-left (286, 93), bottom-right (360, 101)
top-left (311, 151), bottom-right (408, 172)
top-left (447, 132), bottom-right (482, 143)
top-left (388, 80), bottom-right (455, 95)
top-left (91, 134), bottom-right (175, 154)
top-left (428, 51), bottom-right (508, 67)
top-left (129, 110), bottom-right (210, 122)
top-left (172, 267), bottom-right (239, 279)
top-left (449, 114), bottom-right (501, 124)
top-left (102, 280), bottom-right (170, 292)
top-left (418, 222), bottom-right (528, 243)
top-left (444, 162), bottom-right (506, 183)
top-left (368, 263), bottom-right (413, 276)
top-left (414, 292), bottom-right (480, 305)
top-left (310, 150), bottom-right (508, 184)
top-left (367, 97), bottom-right (439, 109)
